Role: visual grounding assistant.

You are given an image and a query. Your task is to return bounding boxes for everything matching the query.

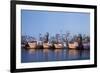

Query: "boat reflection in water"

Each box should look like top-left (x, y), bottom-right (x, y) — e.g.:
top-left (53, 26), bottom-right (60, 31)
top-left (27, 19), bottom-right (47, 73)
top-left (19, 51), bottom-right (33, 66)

top-left (21, 48), bottom-right (90, 63)
top-left (28, 49), bottom-right (36, 54)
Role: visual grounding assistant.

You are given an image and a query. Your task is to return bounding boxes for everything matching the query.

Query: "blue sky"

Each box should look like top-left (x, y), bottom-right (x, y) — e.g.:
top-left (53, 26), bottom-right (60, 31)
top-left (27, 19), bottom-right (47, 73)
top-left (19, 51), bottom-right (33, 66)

top-left (21, 10), bottom-right (90, 39)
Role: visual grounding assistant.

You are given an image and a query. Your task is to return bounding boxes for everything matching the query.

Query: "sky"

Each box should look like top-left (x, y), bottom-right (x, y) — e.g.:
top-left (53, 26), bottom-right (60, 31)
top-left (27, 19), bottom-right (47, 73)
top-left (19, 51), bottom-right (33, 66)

top-left (21, 10), bottom-right (90, 39)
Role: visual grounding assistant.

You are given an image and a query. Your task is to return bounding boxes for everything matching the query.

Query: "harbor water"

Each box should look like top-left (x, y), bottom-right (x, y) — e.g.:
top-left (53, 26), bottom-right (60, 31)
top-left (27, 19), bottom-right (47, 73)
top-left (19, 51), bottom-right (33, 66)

top-left (21, 48), bottom-right (90, 63)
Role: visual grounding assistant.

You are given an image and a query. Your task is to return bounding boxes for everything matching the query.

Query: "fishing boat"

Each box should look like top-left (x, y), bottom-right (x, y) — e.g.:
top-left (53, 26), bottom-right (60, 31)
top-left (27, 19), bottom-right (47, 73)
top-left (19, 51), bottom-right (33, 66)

top-left (68, 34), bottom-right (84, 49)
top-left (54, 34), bottom-right (64, 49)
top-left (43, 32), bottom-right (51, 49)
top-left (21, 44), bottom-right (25, 48)
top-left (25, 41), bottom-right (37, 49)
top-left (43, 42), bottom-right (52, 49)
top-left (68, 42), bottom-right (78, 49)
top-left (54, 43), bottom-right (63, 49)
top-left (83, 42), bottom-right (90, 50)
top-left (82, 36), bottom-right (90, 50)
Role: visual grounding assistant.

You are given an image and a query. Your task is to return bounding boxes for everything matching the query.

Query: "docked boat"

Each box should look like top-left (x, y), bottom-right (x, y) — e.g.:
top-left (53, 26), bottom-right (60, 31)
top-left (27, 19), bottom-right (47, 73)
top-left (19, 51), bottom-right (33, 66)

top-left (83, 42), bottom-right (90, 50)
top-left (43, 42), bottom-right (52, 49)
top-left (21, 44), bottom-right (25, 48)
top-left (25, 41), bottom-right (37, 49)
top-left (54, 34), bottom-right (64, 49)
top-left (68, 42), bottom-right (78, 49)
top-left (54, 43), bottom-right (63, 49)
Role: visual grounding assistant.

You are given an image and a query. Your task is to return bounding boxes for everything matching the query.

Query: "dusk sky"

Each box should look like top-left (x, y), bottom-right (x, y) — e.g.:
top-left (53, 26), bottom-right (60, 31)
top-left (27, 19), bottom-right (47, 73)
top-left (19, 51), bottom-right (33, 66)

top-left (21, 10), bottom-right (90, 39)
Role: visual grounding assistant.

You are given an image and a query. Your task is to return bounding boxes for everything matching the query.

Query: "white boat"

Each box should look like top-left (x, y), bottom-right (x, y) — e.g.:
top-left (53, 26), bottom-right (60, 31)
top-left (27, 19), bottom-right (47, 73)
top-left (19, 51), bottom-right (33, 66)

top-left (68, 42), bottom-right (78, 49)
top-left (26, 41), bottom-right (37, 49)
top-left (43, 42), bottom-right (52, 49)
top-left (54, 43), bottom-right (63, 49)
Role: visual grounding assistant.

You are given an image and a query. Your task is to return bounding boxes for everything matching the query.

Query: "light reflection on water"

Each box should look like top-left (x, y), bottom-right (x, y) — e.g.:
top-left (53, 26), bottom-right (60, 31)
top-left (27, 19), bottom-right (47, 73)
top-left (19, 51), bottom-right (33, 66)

top-left (21, 48), bottom-right (90, 63)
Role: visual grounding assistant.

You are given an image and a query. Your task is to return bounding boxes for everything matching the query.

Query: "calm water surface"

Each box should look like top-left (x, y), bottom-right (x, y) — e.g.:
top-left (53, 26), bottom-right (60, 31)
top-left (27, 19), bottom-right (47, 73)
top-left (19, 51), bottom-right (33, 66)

top-left (21, 48), bottom-right (90, 63)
